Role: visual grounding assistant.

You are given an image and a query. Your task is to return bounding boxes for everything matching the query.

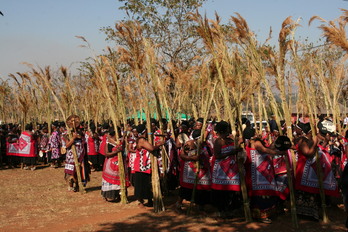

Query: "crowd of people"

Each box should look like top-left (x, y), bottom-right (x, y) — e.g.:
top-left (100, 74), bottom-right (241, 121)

top-left (1, 114), bottom-right (348, 226)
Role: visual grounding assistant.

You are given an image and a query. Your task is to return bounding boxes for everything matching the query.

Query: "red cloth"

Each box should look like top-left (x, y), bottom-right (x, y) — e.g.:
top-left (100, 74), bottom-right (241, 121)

top-left (211, 143), bottom-right (241, 191)
top-left (102, 154), bottom-right (130, 186)
top-left (273, 151), bottom-right (291, 200)
top-left (8, 131), bottom-right (36, 157)
top-left (179, 147), bottom-right (211, 190)
top-left (245, 146), bottom-right (278, 197)
top-left (134, 148), bottom-right (151, 174)
top-left (6, 141), bottom-right (18, 156)
top-left (98, 134), bottom-right (107, 156)
top-left (295, 145), bottom-right (340, 197)
top-left (127, 138), bottom-right (137, 173)
top-left (86, 132), bottom-right (97, 156)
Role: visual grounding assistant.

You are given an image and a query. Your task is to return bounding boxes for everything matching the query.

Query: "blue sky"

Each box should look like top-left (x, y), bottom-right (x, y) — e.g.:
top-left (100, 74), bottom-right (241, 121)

top-left (1, 0), bottom-right (347, 79)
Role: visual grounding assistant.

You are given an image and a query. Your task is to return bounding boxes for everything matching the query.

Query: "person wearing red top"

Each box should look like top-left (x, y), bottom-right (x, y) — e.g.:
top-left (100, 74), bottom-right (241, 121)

top-left (127, 127), bottom-right (138, 186)
top-left (86, 123), bottom-right (102, 171)
top-left (133, 124), bottom-right (164, 207)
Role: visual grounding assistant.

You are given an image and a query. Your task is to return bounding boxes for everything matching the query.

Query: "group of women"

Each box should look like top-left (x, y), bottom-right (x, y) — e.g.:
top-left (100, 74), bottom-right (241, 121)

top-left (4, 115), bottom-right (348, 226)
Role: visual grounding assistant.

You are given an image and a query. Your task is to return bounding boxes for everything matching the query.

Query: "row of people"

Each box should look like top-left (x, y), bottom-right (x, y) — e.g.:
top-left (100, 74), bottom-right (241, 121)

top-left (2, 116), bottom-right (347, 225)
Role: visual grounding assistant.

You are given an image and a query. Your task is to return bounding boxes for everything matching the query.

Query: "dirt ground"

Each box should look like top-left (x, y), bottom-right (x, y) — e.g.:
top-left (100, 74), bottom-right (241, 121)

top-left (0, 164), bottom-right (347, 232)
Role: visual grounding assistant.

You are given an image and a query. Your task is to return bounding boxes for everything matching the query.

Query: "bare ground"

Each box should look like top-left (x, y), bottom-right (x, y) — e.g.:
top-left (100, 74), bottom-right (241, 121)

top-left (0, 165), bottom-right (347, 232)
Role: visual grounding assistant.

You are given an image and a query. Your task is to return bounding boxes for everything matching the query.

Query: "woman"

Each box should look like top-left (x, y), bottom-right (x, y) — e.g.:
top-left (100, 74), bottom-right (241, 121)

top-left (101, 129), bottom-right (130, 202)
top-left (175, 129), bottom-right (212, 213)
top-left (86, 123), bottom-right (102, 171)
top-left (294, 121), bottom-right (339, 220)
top-left (211, 121), bottom-right (242, 219)
top-left (127, 127), bottom-right (138, 186)
top-left (38, 125), bottom-right (50, 165)
top-left (134, 124), bottom-right (164, 207)
top-left (245, 131), bottom-right (286, 224)
top-left (48, 122), bottom-right (61, 168)
top-left (18, 124), bottom-right (38, 171)
top-left (63, 123), bottom-right (89, 192)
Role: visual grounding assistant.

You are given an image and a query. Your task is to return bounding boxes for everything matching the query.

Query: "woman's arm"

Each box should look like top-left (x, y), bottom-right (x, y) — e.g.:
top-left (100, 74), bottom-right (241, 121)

top-left (104, 143), bottom-right (122, 157)
top-left (253, 140), bottom-right (286, 156)
top-left (139, 138), bottom-right (164, 152)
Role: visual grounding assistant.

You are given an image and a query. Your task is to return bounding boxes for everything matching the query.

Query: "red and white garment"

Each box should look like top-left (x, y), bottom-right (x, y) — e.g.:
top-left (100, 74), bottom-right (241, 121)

top-left (102, 141), bottom-right (130, 187)
top-left (127, 138), bottom-right (137, 174)
top-left (7, 131), bottom-right (36, 157)
top-left (245, 146), bottom-right (278, 197)
top-left (134, 146), bottom-right (152, 174)
top-left (295, 145), bottom-right (339, 197)
top-left (179, 145), bottom-right (211, 190)
top-left (153, 129), bottom-right (163, 174)
top-left (211, 142), bottom-right (241, 191)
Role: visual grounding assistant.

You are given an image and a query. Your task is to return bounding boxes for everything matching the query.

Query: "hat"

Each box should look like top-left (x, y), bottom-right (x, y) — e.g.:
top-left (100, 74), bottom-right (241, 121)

top-left (274, 135), bottom-right (292, 151)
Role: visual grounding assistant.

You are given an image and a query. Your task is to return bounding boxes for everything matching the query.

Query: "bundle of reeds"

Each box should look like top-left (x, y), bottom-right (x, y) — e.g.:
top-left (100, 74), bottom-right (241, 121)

top-left (189, 12), bottom-right (254, 221)
top-left (30, 65), bottom-right (86, 193)
top-left (115, 21), bottom-right (166, 212)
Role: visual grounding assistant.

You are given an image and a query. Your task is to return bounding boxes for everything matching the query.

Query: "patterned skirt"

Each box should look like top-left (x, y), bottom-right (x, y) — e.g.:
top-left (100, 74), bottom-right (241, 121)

top-left (101, 178), bottom-right (121, 200)
top-left (295, 190), bottom-right (320, 220)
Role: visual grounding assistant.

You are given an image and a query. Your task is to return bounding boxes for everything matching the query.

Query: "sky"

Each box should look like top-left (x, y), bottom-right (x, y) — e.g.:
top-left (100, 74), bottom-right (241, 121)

top-left (1, 0), bottom-right (348, 79)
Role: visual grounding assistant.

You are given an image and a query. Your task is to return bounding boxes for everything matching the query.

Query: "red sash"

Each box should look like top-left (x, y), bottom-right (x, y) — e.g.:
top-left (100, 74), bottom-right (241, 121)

top-left (211, 143), bottom-right (240, 191)
top-left (295, 145), bottom-right (339, 197)
top-left (245, 146), bottom-right (277, 197)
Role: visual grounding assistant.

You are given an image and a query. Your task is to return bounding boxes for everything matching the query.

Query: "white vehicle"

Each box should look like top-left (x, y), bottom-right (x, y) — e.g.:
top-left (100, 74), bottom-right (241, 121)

top-left (241, 112), bottom-right (268, 129)
top-left (241, 111), bottom-right (255, 124)
top-left (252, 121), bottom-right (268, 130)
